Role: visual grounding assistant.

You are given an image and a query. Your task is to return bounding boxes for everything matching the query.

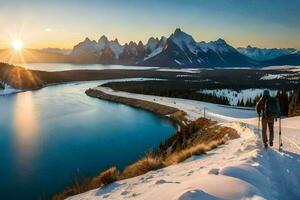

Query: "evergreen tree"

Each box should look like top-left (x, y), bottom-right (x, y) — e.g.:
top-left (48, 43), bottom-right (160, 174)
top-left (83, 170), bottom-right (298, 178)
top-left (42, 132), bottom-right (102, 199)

top-left (277, 88), bottom-right (289, 116)
top-left (240, 99), bottom-right (245, 107)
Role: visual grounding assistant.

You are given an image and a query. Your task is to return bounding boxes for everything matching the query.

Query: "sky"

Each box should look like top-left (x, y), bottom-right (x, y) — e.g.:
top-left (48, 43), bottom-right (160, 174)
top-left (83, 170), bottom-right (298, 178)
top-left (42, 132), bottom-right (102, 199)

top-left (0, 0), bottom-right (299, 49)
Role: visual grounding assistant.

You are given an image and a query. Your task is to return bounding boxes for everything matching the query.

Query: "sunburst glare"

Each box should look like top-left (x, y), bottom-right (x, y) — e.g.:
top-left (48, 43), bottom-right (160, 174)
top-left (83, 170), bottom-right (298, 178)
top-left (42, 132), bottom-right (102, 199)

top-left (12, 39), bottom-right (24, 51)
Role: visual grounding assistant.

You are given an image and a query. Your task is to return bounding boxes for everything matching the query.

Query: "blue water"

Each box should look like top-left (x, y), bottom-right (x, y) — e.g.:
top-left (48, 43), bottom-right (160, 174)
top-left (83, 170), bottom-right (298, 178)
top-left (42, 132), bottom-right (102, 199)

top-left (0, 81), bottom-right (175, 200)
top-left (17, 63), bottom-right (157, 72)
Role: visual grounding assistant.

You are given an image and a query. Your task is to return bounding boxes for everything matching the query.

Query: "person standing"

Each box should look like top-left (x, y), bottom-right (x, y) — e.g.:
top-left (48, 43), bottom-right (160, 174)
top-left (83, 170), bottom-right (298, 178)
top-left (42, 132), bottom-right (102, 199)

top-left (256, 90), bottom-right (281, 149)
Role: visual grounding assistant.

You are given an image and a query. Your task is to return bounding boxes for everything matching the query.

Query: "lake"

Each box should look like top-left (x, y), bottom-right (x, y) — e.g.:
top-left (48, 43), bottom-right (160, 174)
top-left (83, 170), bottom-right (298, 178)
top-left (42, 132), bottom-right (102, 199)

top-left (17, 63), bottom-right (158, 72)
top-left (0, 81), bottom-right (175, 200)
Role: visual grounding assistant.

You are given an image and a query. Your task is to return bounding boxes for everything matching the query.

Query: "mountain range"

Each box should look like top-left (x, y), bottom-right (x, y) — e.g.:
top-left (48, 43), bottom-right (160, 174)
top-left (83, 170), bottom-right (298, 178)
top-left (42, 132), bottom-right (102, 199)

top-left (0, 28), bottom-right (299, 67)
top-left (71, 28), bottom-right (259, 67)
top-left (70, 28), bottom-right (300, 67)
top-left (237, 46), bottom-right (298, 61)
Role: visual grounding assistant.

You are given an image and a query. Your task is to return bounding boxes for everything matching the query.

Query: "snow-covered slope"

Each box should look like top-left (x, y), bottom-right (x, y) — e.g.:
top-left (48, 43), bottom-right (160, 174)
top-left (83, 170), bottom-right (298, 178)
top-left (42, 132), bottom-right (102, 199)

top-left (69, 88), bottom-right (300, 200)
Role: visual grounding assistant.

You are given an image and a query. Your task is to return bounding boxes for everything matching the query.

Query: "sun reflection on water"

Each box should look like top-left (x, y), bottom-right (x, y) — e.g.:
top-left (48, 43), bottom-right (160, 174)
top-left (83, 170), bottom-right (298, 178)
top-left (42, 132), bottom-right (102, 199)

top-left (13, 91), bottom-right (39, 173)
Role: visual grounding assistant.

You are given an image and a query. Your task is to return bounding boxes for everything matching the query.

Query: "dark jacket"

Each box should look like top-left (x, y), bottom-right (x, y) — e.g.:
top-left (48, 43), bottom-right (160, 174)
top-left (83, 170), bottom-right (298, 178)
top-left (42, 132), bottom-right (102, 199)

top-left (256, 95), bottom-right (270, 118)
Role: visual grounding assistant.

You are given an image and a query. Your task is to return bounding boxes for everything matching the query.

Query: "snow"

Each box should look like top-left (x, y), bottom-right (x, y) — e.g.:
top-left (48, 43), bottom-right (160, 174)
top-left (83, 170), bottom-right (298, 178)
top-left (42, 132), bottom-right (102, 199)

top-left (156, 68), bottom-right (201, 73)
top-left (261, 65), bottom-right (300, 71)
top-left (174, 59), bottom-right (183, 65)
top-left (70, 87), bottom-right (300, 200)
top-left (176, 74), bottom-right (193, 77)
top-left (237, 47), bottom-right (297, 61)
top-left (260, 74), bottom-right (287, 80)
top-left (143, 47), bottom-right (163, 61)
top-left (171, 29), bottom-right (198, 55)
top-left (145, 37), bottom-right (159, 52)
top-left (109, 40), bottom-right (124, 59)
top-left (198, 39), bottom-right (232, 54)
top-left (199, 88), bottom-right (279, 106)
top-left (0, 84), bottom-right (20, 95)
top-left (259, 73), bottom-right (299, 81)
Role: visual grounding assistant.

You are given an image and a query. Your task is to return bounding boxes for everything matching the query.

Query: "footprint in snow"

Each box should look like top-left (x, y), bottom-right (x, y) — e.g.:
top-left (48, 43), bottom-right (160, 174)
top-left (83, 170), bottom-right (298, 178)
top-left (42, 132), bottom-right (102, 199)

top-left (155, 179), bottom-right (180, 185)
top-left (243, 144), bottom-right (256, 152)
top-left (186, 170), bottom-right (194, 176)
top-left (208, 168), bottom-right (219, 175)
top-left (121, 190), bottom-right (130, 196)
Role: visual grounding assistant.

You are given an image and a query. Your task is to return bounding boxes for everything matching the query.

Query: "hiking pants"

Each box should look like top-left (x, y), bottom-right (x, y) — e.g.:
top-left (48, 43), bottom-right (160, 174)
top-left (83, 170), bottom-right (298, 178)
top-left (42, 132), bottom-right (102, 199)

top-left (261, 118), bottom-right (274, 144)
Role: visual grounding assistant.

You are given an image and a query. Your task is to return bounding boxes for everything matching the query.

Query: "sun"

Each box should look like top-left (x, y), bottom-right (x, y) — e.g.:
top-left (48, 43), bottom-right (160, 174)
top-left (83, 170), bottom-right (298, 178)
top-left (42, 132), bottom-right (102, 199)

top-left (12, 39), bottom-right (24, 51)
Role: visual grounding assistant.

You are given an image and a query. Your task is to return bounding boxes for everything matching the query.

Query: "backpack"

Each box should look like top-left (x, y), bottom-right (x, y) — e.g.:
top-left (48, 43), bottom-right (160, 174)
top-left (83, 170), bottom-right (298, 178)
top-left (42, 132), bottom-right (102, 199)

top-left (264, 97), bottom-right (280, 118)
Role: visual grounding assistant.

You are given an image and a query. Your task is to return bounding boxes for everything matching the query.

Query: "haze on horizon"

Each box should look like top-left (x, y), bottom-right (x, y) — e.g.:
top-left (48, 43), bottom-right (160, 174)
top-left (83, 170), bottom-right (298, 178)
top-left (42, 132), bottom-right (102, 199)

top-left (0, 0), bottom-right (299, 50)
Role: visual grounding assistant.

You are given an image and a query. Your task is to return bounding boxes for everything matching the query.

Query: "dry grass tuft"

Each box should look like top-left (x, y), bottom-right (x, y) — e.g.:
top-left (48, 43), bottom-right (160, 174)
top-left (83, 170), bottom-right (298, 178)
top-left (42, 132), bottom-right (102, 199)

top-left (121, 155), bottom-right (163, 179)
top-left (52, 167), bottom-right (119, 200)
top-left (90, 166), bottom-right (119, 188)
top-left (164, 139), bottom-right (226, 165)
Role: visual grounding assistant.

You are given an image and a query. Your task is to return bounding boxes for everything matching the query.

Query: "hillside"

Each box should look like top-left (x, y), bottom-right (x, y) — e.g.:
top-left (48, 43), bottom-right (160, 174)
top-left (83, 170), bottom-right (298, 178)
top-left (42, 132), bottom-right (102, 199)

top-left (0, 48), bottom-right (71, 64)
top-left (69, 87), bottom-right (300, 200)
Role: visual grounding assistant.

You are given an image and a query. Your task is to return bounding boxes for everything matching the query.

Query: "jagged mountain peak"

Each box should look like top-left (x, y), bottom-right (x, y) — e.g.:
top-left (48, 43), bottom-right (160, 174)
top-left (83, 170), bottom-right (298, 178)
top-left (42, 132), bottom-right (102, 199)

top-left (98, 35), bottom-right (108, 43)
top-left (112, 38), bottom-right (120, 44)
top-left (171, 28), bottom-right (194, 41)
top-left (138, 40), bottom-right (144, 46)
top-left (174, 28), bottom-right (182, 35)
top-left (215, 38), bottom-right (227, 45)
top-left (84, 37), bottom-right (92, 42)
top-left (169, 28), bottom-right (197, 54)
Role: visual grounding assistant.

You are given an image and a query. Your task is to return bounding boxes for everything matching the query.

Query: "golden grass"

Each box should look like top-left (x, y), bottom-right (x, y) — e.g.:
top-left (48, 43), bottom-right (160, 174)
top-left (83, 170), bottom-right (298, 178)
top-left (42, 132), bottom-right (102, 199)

top-left (121, 155), bottom-right (163, 179)
top-left (52, 167), bottom-right (119, 200)
top-left (164, 139), bottom-right (226, 165)
top-left (90, 166), bottom-right (119, 187)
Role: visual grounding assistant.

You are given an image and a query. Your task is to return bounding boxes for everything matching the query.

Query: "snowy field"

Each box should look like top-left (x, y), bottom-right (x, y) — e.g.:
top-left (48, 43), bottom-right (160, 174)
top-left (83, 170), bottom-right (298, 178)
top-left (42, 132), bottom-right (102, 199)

top-left (69, 87), bottom-right (300, 200)
top-left (155, 68), bottom-right (201, 73)
top-left (199, 88), bottom-right (279, 106)
top-left (261, 65), bottom-right (300, 71)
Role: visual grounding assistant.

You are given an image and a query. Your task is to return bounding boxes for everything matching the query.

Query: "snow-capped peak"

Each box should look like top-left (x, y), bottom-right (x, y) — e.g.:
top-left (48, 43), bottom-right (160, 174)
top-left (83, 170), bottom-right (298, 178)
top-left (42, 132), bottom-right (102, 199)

top-left (198, 39), bottom-right (232, 53)
top-left (146, 37), bottom-right (160, 52)
top-left (170, 28), bottom-right (198, 54)
top-left (109, 39), bottom-right (123, 59)
top-left (98, 35), bottom-right (109, 44)
top-left (84, 37), bottom-right (91, 42)
top-left (72, 37), bottom-right (100, 56)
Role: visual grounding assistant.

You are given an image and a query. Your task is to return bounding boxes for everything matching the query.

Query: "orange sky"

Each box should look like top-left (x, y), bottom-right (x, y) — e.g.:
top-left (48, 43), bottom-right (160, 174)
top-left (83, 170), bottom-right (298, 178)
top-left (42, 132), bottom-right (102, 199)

top-left (0, 0), bottom-right (299, 50)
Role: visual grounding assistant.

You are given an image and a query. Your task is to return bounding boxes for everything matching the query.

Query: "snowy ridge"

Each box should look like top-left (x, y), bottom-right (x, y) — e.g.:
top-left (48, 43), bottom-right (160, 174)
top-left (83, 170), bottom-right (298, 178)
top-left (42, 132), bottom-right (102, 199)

top-left (70, 88), bottom-right (300, 200)
top-left (237, 46), bottom-right (298, 61)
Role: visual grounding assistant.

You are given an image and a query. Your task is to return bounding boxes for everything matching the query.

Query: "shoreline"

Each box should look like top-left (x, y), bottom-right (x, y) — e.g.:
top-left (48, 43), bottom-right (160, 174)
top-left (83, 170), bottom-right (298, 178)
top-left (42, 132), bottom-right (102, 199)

top-left (85, 87), bottom-right (188, 128)
top-left (54, 86), bottom-right (240, 200)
